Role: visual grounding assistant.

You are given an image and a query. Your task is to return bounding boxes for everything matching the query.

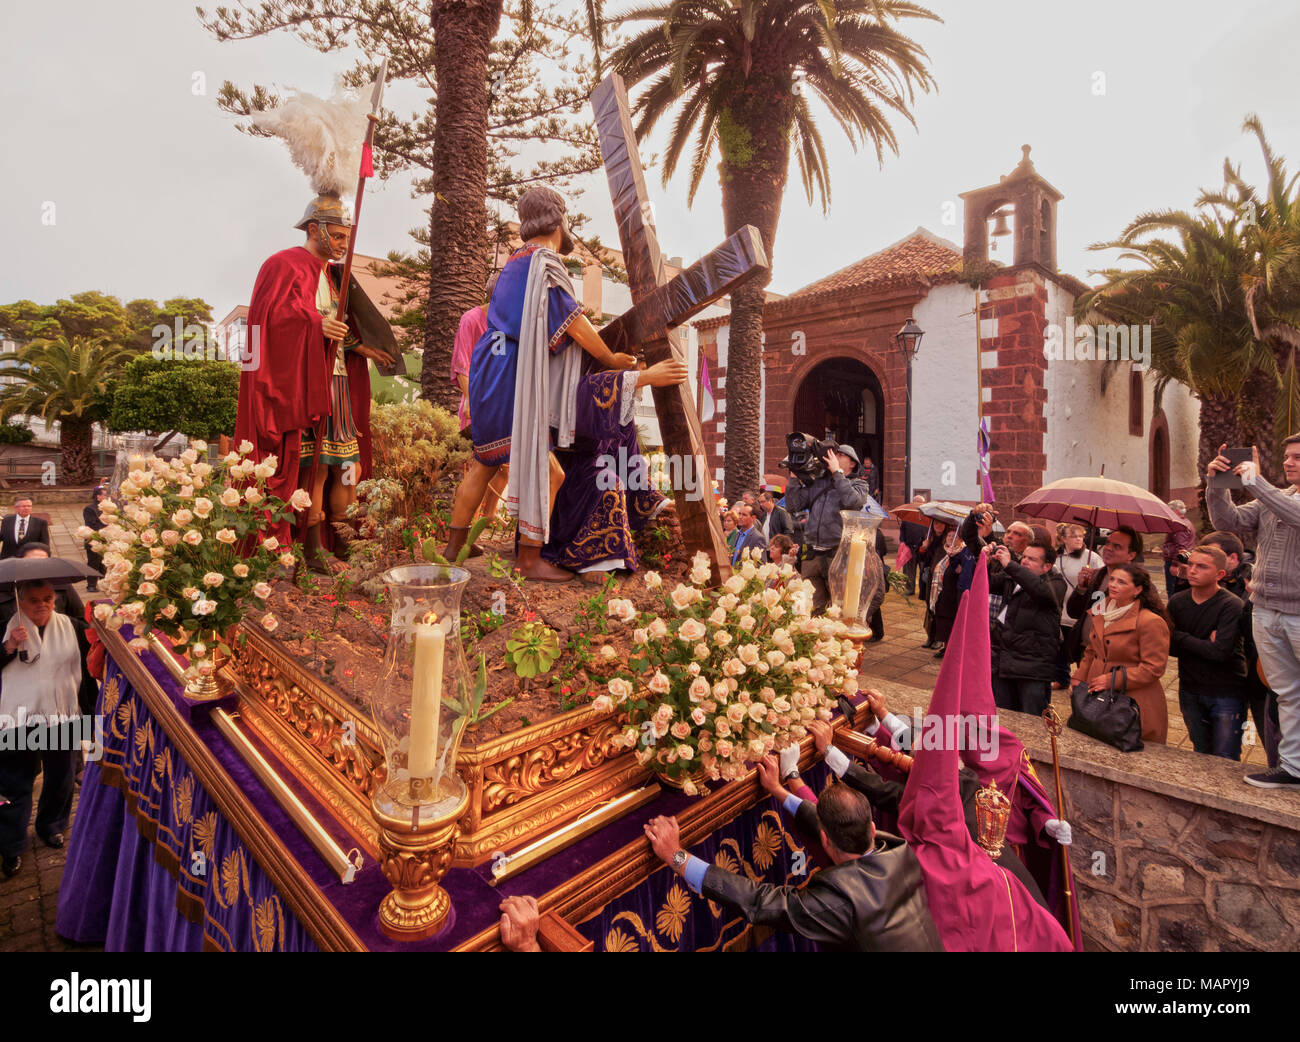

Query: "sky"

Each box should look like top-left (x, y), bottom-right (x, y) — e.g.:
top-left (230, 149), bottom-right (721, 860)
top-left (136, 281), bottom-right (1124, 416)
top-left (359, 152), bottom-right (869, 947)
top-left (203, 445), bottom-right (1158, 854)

top-left (3, 0), bottom-right (1300, 324)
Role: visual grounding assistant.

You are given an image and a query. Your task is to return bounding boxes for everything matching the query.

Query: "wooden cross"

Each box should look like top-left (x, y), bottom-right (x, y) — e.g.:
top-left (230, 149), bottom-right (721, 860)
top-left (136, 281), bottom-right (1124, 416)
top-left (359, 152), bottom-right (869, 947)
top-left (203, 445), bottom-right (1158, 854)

top-left (591, 73), bottom-right (770, 582)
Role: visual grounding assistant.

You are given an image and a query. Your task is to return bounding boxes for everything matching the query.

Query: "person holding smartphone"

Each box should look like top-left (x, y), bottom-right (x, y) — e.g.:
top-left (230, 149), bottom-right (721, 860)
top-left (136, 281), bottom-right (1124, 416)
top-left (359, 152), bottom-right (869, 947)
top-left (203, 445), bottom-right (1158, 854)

top-left (1207, 438), bottom-right (1300, 789)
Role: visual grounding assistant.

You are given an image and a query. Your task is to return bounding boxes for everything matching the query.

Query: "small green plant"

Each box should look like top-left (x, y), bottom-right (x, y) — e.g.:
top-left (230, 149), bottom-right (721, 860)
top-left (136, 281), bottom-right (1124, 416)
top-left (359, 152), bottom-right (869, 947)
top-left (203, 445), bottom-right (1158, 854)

top-left (445, 653), bottom-right (513, 725)
top-left (505, 620), bottom-right (561, 679)
top-left (420, 515), bottom-right (490, 566)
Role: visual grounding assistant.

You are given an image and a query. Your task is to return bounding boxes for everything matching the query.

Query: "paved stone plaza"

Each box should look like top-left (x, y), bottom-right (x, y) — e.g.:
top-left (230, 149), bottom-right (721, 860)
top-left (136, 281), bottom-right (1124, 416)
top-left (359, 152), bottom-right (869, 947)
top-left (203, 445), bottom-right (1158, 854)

top-left (0, 507), bottom-right (1269, 950)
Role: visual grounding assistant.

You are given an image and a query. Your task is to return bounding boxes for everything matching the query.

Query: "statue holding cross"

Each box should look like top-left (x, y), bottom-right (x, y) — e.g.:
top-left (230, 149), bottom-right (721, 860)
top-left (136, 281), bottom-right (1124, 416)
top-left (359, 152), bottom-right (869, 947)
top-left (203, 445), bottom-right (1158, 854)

top-left (445, 73), bottom-right (769, 584)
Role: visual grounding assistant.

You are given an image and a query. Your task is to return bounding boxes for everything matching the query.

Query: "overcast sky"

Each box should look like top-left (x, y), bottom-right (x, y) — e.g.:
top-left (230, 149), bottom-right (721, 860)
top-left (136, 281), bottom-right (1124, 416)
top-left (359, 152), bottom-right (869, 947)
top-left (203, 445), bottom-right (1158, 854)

top-left (4, 0), bottom-right (1299, 324)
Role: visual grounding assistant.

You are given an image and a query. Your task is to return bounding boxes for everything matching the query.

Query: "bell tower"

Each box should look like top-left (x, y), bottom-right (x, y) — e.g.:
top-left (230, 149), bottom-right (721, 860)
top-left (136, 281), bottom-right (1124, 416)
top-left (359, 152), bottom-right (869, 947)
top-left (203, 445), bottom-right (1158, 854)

top-left (959, 145), bottom-right (1062, 271)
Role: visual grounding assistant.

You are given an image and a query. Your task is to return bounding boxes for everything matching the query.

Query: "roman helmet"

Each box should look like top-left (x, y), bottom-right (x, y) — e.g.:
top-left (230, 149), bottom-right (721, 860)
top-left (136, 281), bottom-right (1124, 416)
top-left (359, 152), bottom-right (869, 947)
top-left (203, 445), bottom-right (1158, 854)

top-left (294, 191), bottom-right (353, 231)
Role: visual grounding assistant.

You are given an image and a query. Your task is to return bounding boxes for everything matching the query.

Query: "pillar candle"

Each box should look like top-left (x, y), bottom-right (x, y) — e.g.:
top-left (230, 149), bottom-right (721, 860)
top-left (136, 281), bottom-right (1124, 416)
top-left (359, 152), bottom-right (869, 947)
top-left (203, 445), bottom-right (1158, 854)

top-left (842, 534), bottom-right (868, 624)
top-left (408, 620), bottom-right (445, 783)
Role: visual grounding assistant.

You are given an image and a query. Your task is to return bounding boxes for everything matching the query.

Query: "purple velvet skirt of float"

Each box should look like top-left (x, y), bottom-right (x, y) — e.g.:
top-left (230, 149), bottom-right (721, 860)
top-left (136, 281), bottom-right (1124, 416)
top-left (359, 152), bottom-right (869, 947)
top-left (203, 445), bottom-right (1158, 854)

top-left (543, 370), bottom-right (665, 572)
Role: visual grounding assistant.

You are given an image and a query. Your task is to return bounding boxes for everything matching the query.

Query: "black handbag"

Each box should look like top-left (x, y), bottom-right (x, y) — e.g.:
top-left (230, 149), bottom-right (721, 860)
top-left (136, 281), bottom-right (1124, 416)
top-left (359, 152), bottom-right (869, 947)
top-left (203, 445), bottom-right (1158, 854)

top-left (1067, 665), bottom-right (1144, 752)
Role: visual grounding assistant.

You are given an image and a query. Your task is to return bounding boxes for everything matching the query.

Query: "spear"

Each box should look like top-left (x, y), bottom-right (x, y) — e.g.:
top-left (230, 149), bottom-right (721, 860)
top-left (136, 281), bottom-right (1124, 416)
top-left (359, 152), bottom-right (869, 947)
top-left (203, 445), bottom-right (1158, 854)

top-left (306, 58), bottom-right (388, 501)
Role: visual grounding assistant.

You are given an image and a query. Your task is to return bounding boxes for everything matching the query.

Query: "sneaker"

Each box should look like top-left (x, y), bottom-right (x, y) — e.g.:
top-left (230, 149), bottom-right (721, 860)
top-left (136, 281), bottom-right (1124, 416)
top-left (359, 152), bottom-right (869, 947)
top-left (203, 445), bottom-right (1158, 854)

top-left (1245, 766), bottom-right (1300, 789)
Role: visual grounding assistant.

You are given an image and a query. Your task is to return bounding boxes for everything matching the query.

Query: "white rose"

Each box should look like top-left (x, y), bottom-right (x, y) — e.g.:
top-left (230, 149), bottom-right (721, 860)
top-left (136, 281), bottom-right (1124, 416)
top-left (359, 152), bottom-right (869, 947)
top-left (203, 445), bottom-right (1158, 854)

top-left (738, 644), bottom-right (761, 667)
top-left (591, 694), bottom-right (614, 714)
top-left (172, 509), bottom-right (193, 526)
top-left (669, 584), bottom-right (696, 611)
top-left (599, 645), bottom-right (618, 662)
top-left (723, 574), bottom-right (745, 595)
top-left (253, 462), bottom-right (275, 481)
top-left (678, 618), bottom-right (706, 642)
top-left (263, 536), bottom-right (280, 552)
top-left (137, 581), bottom-right (158, 597)
top-left (161, 530), bottom-right (180, 546)
top-left (193, 497), bottom-right (214, 519)
top-left (261, 613), bottom-right (278, 632)
top-left (708, 606), bottom-right (727, 626)
top-left (290, 489), bottom-right (313, 511)
top-left (237, 440), bottom-right (254, 455)
top-left (233, 563), bottom-right (250, 578)
top-left (216, 528), bottom-right (237, 544)
top-left (713, 630), bottom-right (731, 646)
top-left (202, 571), bottom-right (224, 587)
top-left (643, 570), bottom-right (662, 589)
top-left (648, 618), bottom-right (667, 640)
top-left (160, 604), bottom-right (178, 620)
top-left (182, 530), bottom-right (202, 546)
top-left (219, 487), bottom-right (242, 508)
top-left (244, 488), bottom-right (264, 506)
top-left (75, 524), bottom-right (95, 540)
top-left (688, 677), bottom-right (711, 701)
top-left (93, 603), bottom-right (115, 623)
top-left (648, 671), bottom-right (671, 695)
top-left (192, 598), bottom-right (217, 617)
top-left (607, 677), bottom-right (633, 703)
top-left (279, 552), bottom-right (295, 568)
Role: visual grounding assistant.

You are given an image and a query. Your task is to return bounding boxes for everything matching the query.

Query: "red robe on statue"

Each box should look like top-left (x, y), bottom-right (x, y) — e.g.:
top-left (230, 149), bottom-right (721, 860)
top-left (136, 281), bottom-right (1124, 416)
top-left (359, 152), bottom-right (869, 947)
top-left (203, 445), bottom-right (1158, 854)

top-left (235, 246), bottom-right (374, 544)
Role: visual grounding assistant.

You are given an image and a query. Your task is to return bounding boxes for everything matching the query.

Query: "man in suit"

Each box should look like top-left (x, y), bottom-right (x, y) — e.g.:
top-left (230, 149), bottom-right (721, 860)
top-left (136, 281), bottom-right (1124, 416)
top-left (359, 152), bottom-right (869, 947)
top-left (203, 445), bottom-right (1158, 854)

top-left (644, 772), bottom-right (943, 952)
top-left (730, 503), bottom-right (768, 566)
top-left (0, 498), bottom-right (49, 560)
top-left (757, 490), bottom-right (793, 543)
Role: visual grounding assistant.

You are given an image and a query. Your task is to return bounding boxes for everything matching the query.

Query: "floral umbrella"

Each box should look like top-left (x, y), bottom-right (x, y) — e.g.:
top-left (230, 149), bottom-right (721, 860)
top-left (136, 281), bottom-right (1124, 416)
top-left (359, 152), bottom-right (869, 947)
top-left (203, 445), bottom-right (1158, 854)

top-left (1015, 476), bottom-right (1193, 535)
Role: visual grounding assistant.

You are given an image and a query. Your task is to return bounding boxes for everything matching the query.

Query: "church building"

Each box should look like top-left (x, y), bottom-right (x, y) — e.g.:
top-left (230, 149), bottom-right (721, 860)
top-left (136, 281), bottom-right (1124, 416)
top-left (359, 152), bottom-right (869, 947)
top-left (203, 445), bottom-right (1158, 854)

top-left (689, 147), bottom-right (1201, 514)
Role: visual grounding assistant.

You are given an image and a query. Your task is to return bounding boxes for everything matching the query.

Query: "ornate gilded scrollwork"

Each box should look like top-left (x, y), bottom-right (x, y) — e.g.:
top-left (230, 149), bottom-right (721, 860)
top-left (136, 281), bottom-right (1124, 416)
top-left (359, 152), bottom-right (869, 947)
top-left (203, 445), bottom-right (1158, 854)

top-left (229, 646), bottom-right (381, 796)
top-left (481, 720), bottom-right (623, 814)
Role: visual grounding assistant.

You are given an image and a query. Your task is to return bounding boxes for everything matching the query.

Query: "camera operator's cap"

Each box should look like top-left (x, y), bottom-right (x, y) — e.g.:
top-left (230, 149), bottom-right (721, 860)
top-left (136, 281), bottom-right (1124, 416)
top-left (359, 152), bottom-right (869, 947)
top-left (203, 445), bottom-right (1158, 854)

top-left (836, 444), bottom-right (861, 467)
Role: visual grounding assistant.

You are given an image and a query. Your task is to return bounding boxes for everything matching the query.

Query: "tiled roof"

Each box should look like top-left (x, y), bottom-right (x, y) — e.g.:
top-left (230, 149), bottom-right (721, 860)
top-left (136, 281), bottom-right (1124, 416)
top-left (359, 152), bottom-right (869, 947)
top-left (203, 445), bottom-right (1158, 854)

top-left (770, 228), bottom-right (963, 310)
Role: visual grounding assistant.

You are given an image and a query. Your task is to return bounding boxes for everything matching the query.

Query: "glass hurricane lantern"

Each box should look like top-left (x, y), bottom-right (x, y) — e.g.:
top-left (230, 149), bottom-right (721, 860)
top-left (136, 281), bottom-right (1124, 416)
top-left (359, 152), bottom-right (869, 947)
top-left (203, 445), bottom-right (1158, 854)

top-left (827, 510), bottom-right (886, 639)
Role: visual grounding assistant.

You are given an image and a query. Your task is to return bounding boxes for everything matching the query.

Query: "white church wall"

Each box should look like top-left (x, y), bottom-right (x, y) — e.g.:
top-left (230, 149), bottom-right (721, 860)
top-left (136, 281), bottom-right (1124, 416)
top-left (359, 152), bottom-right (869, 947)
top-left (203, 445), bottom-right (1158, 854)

top-left (912, 282), bottom-right (981, 500)
top-left (1044, 281), bottom-right (1200, 493)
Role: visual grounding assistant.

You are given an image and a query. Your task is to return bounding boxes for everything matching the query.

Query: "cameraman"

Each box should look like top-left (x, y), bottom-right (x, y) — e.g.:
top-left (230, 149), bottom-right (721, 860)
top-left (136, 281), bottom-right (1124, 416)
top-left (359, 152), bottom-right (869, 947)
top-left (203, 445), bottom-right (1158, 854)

top-left (785, 444), bottom-right (870, 613)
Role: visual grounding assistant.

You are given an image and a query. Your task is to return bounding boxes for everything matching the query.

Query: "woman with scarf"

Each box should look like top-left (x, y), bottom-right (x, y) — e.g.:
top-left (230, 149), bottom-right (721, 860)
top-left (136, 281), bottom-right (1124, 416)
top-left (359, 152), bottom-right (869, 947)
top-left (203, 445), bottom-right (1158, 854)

top-left (1072, 562), bottom-right (1172, 743)
top-left (1052, 523), bottom-right (1102, 688)
top-left (928, 525), bottom-right (975, 659)
top-left (919, 520), bottom-right (950, 648)
top-left (0, 580), bottom-right (93, 878)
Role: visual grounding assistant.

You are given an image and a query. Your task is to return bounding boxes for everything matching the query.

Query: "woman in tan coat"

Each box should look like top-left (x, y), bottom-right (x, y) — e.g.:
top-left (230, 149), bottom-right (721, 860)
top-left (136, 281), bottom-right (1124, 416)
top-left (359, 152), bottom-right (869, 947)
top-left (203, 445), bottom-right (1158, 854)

top-left (1072, 562), bottom-right (1172, 743)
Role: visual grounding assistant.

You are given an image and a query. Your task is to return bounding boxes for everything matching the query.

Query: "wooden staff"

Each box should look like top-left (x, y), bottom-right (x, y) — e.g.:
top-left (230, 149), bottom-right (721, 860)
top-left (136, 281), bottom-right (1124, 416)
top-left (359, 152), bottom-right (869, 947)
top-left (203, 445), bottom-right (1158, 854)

top-left (305, 60), bottom-right (388, 501)
top-left (1041, 705), bottom-right (1076, 947)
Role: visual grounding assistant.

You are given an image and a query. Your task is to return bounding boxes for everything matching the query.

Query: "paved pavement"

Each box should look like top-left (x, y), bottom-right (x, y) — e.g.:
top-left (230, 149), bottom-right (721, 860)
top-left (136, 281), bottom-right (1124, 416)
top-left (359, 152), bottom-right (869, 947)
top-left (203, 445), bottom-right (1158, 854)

top-left (0, 516), bottom-right (1272, 950)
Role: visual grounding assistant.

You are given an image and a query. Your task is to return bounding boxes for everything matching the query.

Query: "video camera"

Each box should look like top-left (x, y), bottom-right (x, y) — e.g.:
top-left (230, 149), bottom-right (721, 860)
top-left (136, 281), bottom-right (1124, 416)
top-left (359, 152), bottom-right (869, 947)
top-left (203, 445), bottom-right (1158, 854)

top-left (780, 432), bottom-right (838, 484)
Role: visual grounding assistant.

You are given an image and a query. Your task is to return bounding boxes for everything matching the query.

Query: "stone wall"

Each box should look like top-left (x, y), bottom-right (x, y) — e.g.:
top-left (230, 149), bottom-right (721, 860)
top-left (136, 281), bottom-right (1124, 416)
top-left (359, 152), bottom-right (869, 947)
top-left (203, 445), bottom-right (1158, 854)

top-left (874, 678), bottom-right (1299, 951)
top-left (1015, 711), bottom-right (1300, 952)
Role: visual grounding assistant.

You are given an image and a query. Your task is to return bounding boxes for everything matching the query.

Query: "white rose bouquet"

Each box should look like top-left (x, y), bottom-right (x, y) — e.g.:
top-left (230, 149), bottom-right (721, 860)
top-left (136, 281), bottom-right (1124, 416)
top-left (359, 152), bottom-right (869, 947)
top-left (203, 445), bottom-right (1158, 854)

top-left (81, 439), bottom-right (308, 659)
top-left (598, 549), bottom-right (860, 795)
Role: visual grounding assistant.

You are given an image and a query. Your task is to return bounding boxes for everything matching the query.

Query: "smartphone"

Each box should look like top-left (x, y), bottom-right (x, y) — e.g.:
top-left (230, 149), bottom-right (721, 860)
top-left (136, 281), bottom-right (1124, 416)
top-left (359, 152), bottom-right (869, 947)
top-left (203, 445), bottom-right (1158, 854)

top-left (1209, 447), bottom-right (1253, 489)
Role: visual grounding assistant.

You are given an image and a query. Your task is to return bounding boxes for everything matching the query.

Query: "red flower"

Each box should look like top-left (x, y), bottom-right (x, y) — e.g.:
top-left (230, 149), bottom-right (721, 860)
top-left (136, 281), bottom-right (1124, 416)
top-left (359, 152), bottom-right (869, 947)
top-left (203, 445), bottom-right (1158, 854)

top-left (560, 686), bottom-right (572, 695)
top-left (523, 610), bottom-right (537, 622)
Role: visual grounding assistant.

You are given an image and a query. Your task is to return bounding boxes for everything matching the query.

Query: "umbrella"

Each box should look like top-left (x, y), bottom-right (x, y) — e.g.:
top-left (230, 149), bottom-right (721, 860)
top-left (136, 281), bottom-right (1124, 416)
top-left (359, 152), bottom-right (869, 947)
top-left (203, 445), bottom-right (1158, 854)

top-left (762, 473), bottom-right (787, 494)
top-left (1015, 476), bottom-right (1192, 535)
top-left (0, 557), bottom-right (99, 587)
top-left (890, 503), bottom-right (925, 525)
top-left (919, 500), bottom-right (973, 525)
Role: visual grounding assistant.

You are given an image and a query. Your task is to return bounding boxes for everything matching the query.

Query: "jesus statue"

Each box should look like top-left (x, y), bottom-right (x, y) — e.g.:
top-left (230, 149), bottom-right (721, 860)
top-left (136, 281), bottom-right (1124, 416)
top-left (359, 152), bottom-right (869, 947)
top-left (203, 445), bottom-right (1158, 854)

top-left (446, 187), bottom-right (685, 581)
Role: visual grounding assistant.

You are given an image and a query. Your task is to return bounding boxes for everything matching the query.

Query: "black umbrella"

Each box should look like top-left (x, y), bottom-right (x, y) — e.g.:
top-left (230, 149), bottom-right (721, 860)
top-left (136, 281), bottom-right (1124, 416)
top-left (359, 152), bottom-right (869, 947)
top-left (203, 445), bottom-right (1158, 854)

top-left (0, 557), bottom-right (99, 587)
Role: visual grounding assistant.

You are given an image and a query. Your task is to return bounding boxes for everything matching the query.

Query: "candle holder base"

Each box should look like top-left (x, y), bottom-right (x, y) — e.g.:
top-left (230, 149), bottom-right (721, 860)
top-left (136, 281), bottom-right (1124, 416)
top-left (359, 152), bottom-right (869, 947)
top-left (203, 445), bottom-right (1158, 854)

top-left (372, 776), bottom-right (470, 943)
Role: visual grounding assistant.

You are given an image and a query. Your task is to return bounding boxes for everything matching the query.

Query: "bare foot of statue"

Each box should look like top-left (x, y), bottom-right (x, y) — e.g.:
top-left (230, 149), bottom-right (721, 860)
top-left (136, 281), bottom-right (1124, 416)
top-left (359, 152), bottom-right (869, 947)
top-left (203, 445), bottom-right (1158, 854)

top-left (515, 543), bottom-right (573, 583)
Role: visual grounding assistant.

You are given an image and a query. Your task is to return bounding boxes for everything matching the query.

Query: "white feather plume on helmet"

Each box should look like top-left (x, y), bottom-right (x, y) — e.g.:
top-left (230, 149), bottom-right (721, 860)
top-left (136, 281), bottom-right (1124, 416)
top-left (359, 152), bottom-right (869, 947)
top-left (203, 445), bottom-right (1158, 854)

top-left (251, 80), bottom-right (372, 224)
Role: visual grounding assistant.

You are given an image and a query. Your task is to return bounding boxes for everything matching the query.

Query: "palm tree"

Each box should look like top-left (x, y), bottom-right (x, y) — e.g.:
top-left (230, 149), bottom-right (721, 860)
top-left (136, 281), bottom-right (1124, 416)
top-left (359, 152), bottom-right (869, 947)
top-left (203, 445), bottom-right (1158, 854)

top-left (0, 336), bottom-right (132, 485)
top-left (1080, 116), bottom-right (1300, 490)
top-left (607, 0), bottom-right (938, 495)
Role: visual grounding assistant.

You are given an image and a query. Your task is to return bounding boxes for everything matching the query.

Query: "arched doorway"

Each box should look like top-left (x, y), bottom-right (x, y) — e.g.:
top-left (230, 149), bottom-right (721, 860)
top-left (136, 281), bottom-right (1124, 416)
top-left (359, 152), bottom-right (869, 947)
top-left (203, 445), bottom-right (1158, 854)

top-left (1149, 413), bottom-right (1170, 500)
top-left (792, 357), bottom-right (885, 481)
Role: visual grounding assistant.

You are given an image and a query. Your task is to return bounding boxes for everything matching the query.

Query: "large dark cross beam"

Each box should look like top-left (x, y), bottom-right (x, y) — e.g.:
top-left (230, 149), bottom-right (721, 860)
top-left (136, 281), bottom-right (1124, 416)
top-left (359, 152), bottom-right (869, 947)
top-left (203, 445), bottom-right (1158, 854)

top-left (592, 73), bottom-right (770, 582)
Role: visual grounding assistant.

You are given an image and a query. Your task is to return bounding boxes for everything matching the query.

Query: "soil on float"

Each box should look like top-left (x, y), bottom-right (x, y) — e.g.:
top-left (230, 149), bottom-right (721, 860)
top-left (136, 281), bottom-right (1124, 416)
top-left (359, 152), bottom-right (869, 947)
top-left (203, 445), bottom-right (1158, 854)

top-left (251, 506), bottom-right (691, 739)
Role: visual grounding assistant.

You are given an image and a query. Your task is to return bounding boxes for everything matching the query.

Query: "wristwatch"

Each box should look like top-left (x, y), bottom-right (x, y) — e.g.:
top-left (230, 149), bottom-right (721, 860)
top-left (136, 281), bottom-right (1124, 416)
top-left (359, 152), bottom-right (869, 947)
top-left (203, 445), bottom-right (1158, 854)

top-left (781, 768), bottom-right (801, 785)
top-left (671, 849), bottom-right (688, 870)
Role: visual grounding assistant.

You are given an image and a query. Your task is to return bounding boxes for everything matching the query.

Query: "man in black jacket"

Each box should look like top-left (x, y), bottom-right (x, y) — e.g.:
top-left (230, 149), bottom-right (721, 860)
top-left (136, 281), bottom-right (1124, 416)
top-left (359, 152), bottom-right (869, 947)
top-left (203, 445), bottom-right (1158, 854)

top-left (1169, 544), bottom-right (1248, 760)
top-left (757, 490), bottom-right (793, 543)
top-left (0, 498), bottom-right (50, 560)
top-left (984, 539), bottom-right (1066, 716)
top-left (1203, 530), bottom-right (1280, 766)
top-left (644, 775), bottom-right (943, 952)
top-left (898, 495), bottom-right (929, 597)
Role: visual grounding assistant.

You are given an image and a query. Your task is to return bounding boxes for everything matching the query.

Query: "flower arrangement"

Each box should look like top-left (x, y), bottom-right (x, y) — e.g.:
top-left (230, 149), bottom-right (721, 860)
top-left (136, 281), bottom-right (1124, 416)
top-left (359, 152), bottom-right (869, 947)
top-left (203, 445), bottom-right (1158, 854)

top-left (80, 439), bottom-right (307, 662)
top-left (596, 549), bottom-right (860, 795)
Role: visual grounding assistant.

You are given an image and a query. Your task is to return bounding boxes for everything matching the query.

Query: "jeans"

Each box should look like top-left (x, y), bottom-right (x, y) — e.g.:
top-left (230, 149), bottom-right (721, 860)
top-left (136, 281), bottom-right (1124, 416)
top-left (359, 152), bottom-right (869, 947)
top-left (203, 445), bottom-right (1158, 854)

top-left (1179, 686), bottom-right (1245, 761)
top-left (1253, 606), bottom-right (1300, 776)
top-left (800, 550), bottom-right (833, 615)
top-left (0, 737), bottom-right (75, 857)
top-left (992, 676), bottom-right (1051, 717)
